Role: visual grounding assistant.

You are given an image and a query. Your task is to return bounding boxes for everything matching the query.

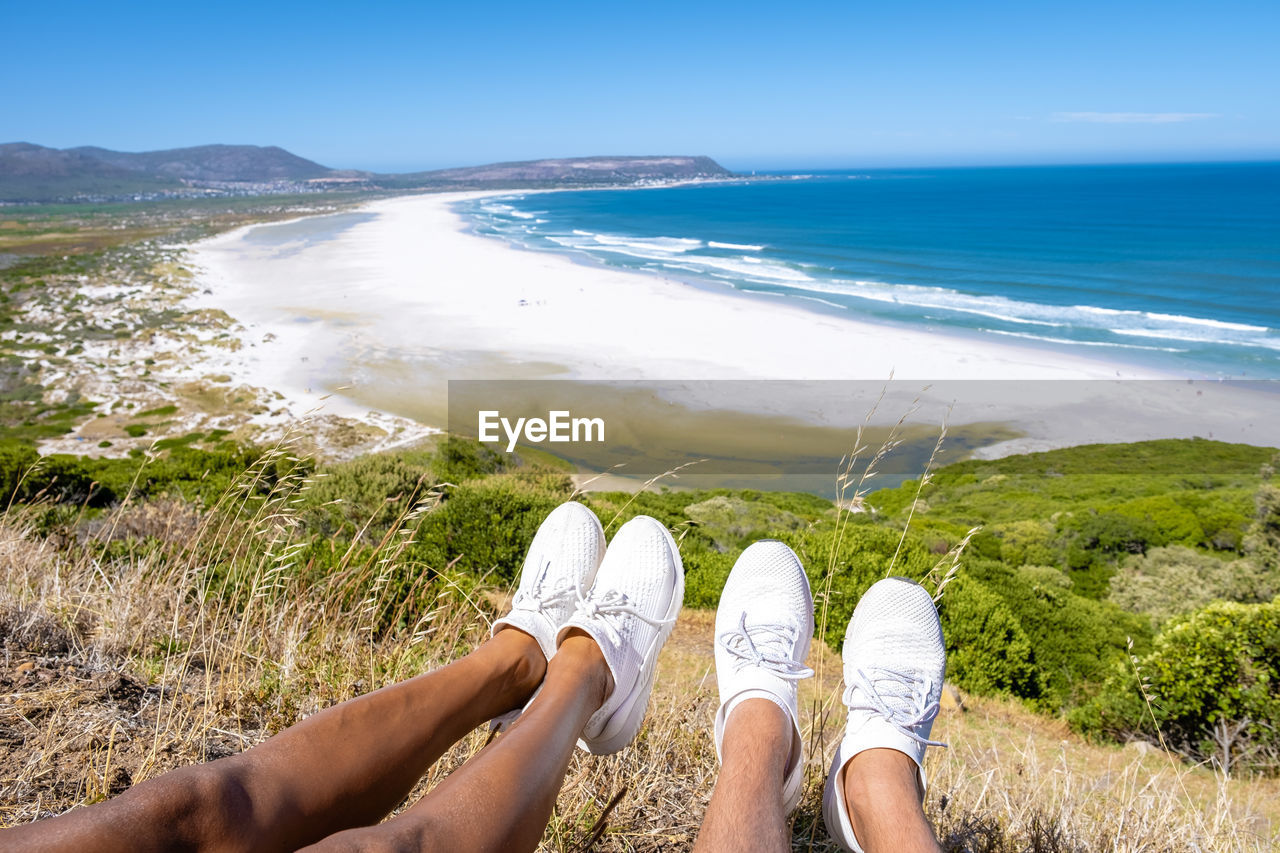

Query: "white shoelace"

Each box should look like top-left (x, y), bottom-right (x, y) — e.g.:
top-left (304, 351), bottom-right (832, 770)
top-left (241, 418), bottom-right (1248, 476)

top-left (843, 666), bottom-right (946, 748)
top-left (511, 559), bottom-right (580, 615)
top-left (717, 612), bottom-right (814, 680)
top-left (573, 588), bottom-right (673, 646)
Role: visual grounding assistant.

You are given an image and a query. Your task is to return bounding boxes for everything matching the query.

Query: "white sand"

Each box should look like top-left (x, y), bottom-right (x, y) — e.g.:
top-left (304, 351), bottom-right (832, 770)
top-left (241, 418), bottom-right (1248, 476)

top-left (187, 191), bottom-right (1279, 452)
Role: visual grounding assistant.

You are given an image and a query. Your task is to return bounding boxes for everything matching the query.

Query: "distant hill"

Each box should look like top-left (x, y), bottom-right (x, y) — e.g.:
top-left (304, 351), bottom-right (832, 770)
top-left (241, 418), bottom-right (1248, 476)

top-left (0, 142), bottom-right (348, 202)
top-left (66, 144), bottom-right (337, 182)
top-left (0, 143), bottom-right (735, 203)
top-left (0, 143), bottom-right (183, 202)
top-left (381, 155), bottom-right (734, 188)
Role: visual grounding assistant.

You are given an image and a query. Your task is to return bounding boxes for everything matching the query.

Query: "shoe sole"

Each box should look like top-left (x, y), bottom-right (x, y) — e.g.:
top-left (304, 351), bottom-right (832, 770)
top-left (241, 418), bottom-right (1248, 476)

top-left (578, 519), bottom-right (684, 755)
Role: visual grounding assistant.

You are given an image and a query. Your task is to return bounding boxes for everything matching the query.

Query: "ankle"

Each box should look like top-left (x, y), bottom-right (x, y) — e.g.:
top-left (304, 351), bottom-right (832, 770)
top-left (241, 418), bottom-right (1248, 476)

top-left (489, 627), bottom-right (547, 703)
top-left (722, 698), bottom-right (792, 782)
top-left (553, 630), bottom-right (613, 708)
top-left (843, 749), bottom-right (932, 849)
top-left (845, 749), bottom-right (921, 802)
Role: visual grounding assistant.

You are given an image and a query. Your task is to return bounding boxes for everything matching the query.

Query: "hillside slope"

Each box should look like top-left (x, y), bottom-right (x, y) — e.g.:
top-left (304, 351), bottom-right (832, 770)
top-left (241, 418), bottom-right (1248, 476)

top-left (0, 142), bottom-right (182, 201)
top-left (381, 154), bottom-right (733, 187)
top-left (0, 143), bottom-right (736, 201)
top-left (68, 143), bottom-right (337, 182)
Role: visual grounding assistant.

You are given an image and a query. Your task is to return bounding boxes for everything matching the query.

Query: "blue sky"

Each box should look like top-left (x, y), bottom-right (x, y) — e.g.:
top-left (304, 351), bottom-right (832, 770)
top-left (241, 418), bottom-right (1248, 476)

top-left (4, 0), bottom-right (1277, 171)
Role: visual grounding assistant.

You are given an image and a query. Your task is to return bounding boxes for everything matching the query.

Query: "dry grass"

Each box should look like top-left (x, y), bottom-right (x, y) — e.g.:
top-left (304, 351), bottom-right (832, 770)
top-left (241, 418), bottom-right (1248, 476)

top-left (1, 440), bottom-right (1278, 851)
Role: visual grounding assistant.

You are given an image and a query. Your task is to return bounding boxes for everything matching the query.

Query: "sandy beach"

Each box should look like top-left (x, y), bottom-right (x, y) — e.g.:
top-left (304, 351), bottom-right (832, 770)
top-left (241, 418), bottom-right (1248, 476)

top-left (190, 192), bottom-right (1150, 386)
top-left (186, 191), bottom-right (1279, 469)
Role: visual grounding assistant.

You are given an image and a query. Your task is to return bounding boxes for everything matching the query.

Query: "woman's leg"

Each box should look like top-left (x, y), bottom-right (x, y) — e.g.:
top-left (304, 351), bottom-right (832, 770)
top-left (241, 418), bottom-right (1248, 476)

top-left (306, 513), bottom-right (685, 853)
top-left (2, 629), bottom-right (545, 853)
top-left (302, 631), bottom-right (610, 853)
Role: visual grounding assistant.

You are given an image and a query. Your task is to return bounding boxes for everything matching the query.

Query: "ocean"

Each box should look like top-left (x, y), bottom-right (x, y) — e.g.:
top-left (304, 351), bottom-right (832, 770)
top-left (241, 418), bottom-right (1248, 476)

top-left (456, 162), bottom-right (1280, 378)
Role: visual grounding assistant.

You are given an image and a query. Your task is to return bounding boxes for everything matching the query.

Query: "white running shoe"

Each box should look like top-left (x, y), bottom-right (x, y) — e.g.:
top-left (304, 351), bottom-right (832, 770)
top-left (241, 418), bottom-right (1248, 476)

top-left (557, 515), bottom-right (684, 755)
top-left (490, 501), bottom-right (605, 730)
top-left (823, 577), bottom-right (946, 853)
top-left (713, 540), bottom-right (814, 814)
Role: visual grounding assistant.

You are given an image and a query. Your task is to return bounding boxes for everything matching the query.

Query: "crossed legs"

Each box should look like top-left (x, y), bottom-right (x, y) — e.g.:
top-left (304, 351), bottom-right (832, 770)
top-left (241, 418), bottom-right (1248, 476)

top-left (2, 628), bottom-right (594, 853)
top-left (303, 631), bottom-right (611, 853)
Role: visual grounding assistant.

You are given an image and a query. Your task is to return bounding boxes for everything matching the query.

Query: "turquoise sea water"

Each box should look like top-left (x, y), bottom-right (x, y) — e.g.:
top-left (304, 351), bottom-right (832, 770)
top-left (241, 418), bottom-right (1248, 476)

top-left (456, 162), bottom-right (1280, 378)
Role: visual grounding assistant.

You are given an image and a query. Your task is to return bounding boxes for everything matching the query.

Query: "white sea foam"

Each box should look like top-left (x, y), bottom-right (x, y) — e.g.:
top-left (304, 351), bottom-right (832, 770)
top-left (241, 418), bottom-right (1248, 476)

top-left (988, 329), bottom-right (1187, 352)
top-left (709, 241), bottom-right (765, 251)
top-left (1141, 312), bottom-right (1267, 332)
top-left (1113, 328), bottom-right (1280, 350)
top-left (679, 255), bottom-right (813, 283)
top-left (781, 278), bottom-right (1278, 352)
top-left (591, 233), bottom-right (703, 253)
top-left (790, 293), bottom-right (846, 309)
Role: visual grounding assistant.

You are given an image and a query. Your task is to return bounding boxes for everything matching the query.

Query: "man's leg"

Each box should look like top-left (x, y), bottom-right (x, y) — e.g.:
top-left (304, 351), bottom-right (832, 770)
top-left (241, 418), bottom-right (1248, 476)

top-left (839, 748), bottom-right (940, 853)
top-left (302, 632), bottom-right (609, 853)
top-left (695, 540), bottom-right (815, 853)
top-left (1, 629), bottom-right (545, 853)
top-left (822, 577), bottom-right (945, 853)
top-left (694, 698), bottom-right (794, 853)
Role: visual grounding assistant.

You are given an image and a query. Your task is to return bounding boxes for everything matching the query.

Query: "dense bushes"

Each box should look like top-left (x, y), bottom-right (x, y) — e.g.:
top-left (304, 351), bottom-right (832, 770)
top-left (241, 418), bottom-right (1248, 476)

top-left (413, 469), bottom-right (574, 580)
top-left (1109, 546), bottom-right (1280, 624)
top-left (7, 434), bottom-right (1279, 773)
top-left (1073, 599), bottom-right (1280, 774)
top-left (960, 557), bottom-right (1147, 710)
top-left (0, 437), bottom-right (300, 508)
top-left (937, 576), bottom-right (1041, 698)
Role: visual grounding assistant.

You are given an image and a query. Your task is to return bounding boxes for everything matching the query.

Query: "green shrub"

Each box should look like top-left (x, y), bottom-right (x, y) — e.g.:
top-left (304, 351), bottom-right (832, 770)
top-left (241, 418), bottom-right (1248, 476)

top-left (1112, 494), bottom-right (1204, 548)
top-left (937, 575), bottom-right (1042, 699)
top-left (413, 470), bottom-right (573, 580)
top-left (991, 518), bottom-right (1055, 566)
top-left (302, 451), bottom-right (437, 541)
top-left (1074, 598), bottom-right (1280, 772)
top-left (434, 436), bottom-right (508, 482)
top-left (0, 440), bottom-right (40, 503)
top-left (1109, 546), bottom-right (1279, 624)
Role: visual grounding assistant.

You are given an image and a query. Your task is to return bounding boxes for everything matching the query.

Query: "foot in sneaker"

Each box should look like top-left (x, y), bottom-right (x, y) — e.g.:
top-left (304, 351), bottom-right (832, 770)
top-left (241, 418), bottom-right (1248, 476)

top-left (490, 501), bottom-right (605, 729)
top-left (556, 515), bottom-right (683, 755)
top-left (822, 577), bottom-right (946, 853)
top-left (713, 540), bottom-right (814, 813)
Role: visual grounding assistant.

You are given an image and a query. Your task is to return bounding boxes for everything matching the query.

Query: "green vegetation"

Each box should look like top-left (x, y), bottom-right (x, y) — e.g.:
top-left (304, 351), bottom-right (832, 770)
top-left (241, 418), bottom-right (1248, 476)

top-left (133, 404), bottom-right (177, 418)
top-left (5, 434), bottom-right (1277, 776)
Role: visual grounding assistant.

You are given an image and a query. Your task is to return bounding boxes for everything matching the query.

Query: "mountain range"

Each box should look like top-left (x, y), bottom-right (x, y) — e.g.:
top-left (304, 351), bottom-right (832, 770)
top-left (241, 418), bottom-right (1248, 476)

top-left (0, 143), bottom-right (733, 202)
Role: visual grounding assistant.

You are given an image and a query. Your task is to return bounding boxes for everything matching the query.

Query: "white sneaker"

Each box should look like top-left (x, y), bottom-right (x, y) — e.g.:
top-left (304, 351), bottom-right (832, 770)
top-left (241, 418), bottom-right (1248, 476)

top-left (557, 515), bottom-right (683, 755)
top-left (713, 540), bottom-right (814, 813)
top-left (823, 577), bottom-right (946, 853)
top-left (490, 501), bottom-right (605, 730)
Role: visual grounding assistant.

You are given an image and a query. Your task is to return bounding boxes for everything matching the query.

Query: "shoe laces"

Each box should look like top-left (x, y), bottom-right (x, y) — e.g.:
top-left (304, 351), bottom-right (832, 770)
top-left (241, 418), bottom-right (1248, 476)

top-left (843, 666), bottom-right (947, 748)
top-left (717, 612), bottom-right (814, 681)
top-left (512, 559), bottom-right (580, 615)
top-left (573, 587), bottom-right (673, 647)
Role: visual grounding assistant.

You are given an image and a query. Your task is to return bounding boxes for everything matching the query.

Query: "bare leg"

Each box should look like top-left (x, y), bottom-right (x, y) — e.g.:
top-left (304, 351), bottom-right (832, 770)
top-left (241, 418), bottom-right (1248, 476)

top-left (841, 748), bottom-right (940, 853)
top-left (2, 629), bottom-right (545, 853)
top-left (694, 698), bottom-right (793, 853)
top-left (303, 631), bottom-right (611, 853)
